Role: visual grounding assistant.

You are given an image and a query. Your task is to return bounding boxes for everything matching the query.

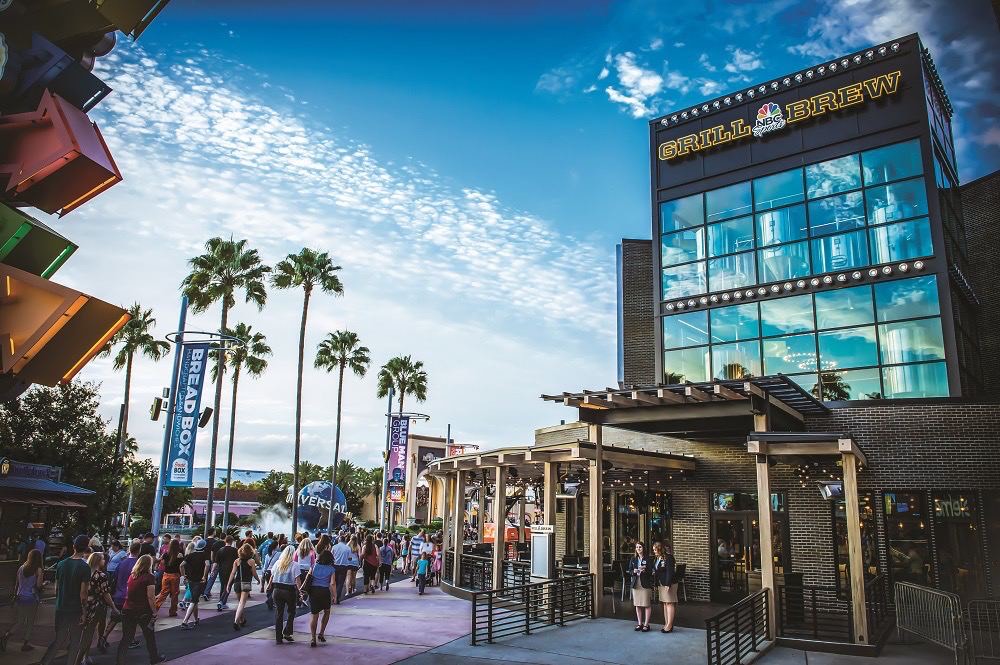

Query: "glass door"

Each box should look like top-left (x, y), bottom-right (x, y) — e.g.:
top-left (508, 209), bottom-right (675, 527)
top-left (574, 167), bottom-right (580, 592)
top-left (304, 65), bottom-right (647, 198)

top-left (711, 515), bottom-right (751, 602)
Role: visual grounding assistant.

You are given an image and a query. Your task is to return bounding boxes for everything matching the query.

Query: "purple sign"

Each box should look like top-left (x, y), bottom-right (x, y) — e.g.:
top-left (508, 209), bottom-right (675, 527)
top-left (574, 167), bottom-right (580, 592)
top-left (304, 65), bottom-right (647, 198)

top-left (387, 416), bottom-right (410, 503)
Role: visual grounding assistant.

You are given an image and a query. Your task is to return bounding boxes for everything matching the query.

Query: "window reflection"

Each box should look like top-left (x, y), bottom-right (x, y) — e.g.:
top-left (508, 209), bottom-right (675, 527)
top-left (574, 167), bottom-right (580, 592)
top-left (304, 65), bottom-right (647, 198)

top-left (661, 194), bottom-right (704, 232)
top-left (818, 325), bottom-right (879, 370)
top-left (763, 333), bottom-right (817, 374)
top-left (709, 252), bottom-right (756, 291)
top-left (811, 230), bottom-right (869, 273)
top-left (760, 294), bottom-right (814, 337)
top-left (758, 241), bottom-right (810, 282)
top-left (662, 262), bottom-right (706, 299)
top-left (874, 275), bottom-right (939, 322)
top-left (712, 340), bottom-right (761, 379)
top-left (710, 303), bottom-right (760, 343)
top-left (814, 285), bottom-right (874, 329)
top-left (882, 362), bottom-right (948, 398)
top-left (662, 228), bottom-right (706, 267)
top-left (870, 218), bottom-right (934, 263)
top-left (820, 368), bottom-right (882, 400)
top-left (862, 139), bottom-right (922, 186)
top-left (806, 154), bottom-right (861, 198)
top-left (866, 178), bottom-right (928, 224)
top-left (664, 346), bottom-right (710, 383)
top-left (754, 168), bottom-right (804, 211)
top-left (808, 192), bottom-right (865, 237)
top-left (757, 205), bottom-right (807, 247)
top-left (662, 311), bottom-right (708, 349)
top-left (884, 492), bottom-right (931, 587)
top-left (708, 216), bottom-right (754, 257)
top-left (706, 182), bottom-right (752, 223)
top-left (879, 318), bottom-right (945, 364)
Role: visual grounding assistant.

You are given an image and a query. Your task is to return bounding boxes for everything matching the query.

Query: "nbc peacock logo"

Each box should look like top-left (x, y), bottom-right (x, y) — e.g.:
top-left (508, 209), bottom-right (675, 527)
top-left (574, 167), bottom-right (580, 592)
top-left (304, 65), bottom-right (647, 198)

top-left (752, 101), bottom-right (786, 137)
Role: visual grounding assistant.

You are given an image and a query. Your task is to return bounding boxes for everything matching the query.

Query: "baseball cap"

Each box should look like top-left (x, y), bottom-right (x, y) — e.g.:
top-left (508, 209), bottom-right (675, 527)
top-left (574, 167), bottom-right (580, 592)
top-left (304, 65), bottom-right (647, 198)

top-left (194, 539), bottom-right (206, 551)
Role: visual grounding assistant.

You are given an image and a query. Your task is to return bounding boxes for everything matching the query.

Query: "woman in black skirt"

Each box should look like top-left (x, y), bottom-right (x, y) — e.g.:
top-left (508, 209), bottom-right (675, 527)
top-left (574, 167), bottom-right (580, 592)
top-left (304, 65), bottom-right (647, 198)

top-left (301, 550), bottom-right (337, 647)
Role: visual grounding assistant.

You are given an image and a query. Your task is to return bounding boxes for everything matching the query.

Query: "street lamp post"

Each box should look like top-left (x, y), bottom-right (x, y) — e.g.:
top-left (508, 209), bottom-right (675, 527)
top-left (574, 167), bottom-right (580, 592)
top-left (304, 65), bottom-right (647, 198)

top-left (151, 295), bottom-right (188, 536)
top-left (379, 387), bottom-right (394, 531)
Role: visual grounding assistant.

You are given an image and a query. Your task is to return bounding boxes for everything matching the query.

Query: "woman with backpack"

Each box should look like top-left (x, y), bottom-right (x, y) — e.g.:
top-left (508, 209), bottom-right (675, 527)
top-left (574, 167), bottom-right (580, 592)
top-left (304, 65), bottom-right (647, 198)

top-left (652, 541), bottom-right (678, 633)
top-left (626, 541), bottom-right (654, 632)
top-left (1, 549), bottom-right (43, 653)
top-left (227, 544), bottom-right (259, 631)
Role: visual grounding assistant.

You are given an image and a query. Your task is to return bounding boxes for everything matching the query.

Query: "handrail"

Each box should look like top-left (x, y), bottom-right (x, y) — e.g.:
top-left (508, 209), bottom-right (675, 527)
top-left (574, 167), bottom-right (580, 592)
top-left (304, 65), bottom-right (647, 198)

top-left (471, 573), bottom-right (593, 645)
top-left (967, 599), bottom-right (1000, 663)
top-left (776, 582), bottom-right (851, 642)
top-left (705, 588), bottom-right (770, 665)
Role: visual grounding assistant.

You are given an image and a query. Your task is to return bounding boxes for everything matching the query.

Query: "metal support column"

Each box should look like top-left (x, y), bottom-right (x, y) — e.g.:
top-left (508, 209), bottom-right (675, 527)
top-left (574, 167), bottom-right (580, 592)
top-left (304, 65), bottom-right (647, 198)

top-left (491, 466), bottom-right (507, 591)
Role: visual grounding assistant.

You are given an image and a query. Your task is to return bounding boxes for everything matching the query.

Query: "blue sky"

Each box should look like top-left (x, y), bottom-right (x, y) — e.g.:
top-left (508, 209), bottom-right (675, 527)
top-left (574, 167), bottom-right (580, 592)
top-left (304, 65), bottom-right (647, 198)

top-left (61, 0), bottom-right (997, 474)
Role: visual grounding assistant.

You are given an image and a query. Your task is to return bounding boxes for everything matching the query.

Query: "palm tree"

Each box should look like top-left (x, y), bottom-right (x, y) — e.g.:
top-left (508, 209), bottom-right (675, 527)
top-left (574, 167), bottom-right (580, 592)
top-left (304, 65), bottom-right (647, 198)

top-left (212, 323), bottom-right (271, 529)
top-left (99, 303), bottom-right (169, 535)
top-left (376, 354), bottom-right (428, 414)
top-left (335, 459), bottom-right (359, 488)
top-left (181, 237), bottom-right (269, 536)
top-left (315, 330), bottom-right (370, 532)
top-left (271, 247), bottom-right (343, 533)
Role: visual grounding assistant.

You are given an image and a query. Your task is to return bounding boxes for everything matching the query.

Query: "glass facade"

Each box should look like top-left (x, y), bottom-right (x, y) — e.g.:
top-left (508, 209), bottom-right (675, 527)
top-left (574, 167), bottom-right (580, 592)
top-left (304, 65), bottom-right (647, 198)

top-left (661, 274), bottom-right (948, 399)
top-left (660, 139), bottom-right (931, 301)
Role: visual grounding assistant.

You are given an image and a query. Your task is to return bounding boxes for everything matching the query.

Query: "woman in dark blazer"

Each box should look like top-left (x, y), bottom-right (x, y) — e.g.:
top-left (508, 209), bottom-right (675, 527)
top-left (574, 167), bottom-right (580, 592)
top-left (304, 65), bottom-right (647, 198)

top-left (652, 541), bottom-right (678, 633)
top-left (626, 542), bottom-right (654, 631)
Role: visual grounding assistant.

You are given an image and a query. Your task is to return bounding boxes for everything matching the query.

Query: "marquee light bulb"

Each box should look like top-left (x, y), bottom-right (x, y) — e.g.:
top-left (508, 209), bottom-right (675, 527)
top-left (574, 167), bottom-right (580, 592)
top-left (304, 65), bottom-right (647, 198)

top-left (771, 81), bottom-right (779, 90)
top-left (735, 93), bottom-right (743, 102)
top-left (713, 100), bottom-right (721, 109)
top-left (721, 293), bottom-right (731, 301)
top-left (757, 287), bottom-right (767, 296)
top-left (747, 89), bottom-right (755, 97)
top-left (882, 265), bottom-right (892, 274)
top-left (783, 78), bottom-right (791, 86)
top-left (878, 46), bottom-right (887, 56)
top-left (692, 108), bottom-right (699, 115)
top-left (769, 284), bottom-right (780, 293)
top-left (914, 260), bottom-right (924, 270)
top-left (836, 274), bottom-right (847, 282)
top-left (796, 280), bottom-right (806, 288)
top-left (783, 282), bottom-right (793, 291)
top-left (829, 62), bottom-right (838, 71)
top-left (822, 275), bottom-right (834, 284)
top-left (676, 301), bottom-right (685, 309)
top-left (710, 294), bottom-right (719, 303)
top-left (818, 66), bottom-right (826, 75)
top-left (702, 104), bottom-right (710, 112)
top-left (745, 290), bottom-right (755, 298)
top-left (724, 97), bottom-right (732, 105)
top-left (810, 278), bottom-right (820, 287)
top-left (806, 70), bottom-right (814, 78)
top-left (852, 271), bottom-right (862, 280)
top-left (758, 85), bottom-right (766, 94)
top-left (671, 115), bottom-right (679, 122)
top-left (700, 296), bottom-right (709, 304)
top-left (733, 291), bottom-right (743, 299)
top-left (794, 73), bottom-right (803, 82)
top-left (868, 268), bottom-right (879, 277)
top-left (854, 54), bottom-right (863, 64)
top-left (891, 43), bottom-right (899, 52)
top-left (899, 263), bottom-right (909, 272)
top-left (841, 58), bottom-right (850, 67)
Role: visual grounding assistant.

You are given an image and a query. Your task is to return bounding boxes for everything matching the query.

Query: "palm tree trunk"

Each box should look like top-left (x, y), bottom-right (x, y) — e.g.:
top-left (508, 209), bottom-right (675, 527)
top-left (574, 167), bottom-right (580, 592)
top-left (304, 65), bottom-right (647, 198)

top-left (291, 288), bottom-right (311, 535)
top-left (102, 352), bottom-right (133, 539)
top-left (204, 303), bottom-right (229, 537)
top-left (222, 364), bottom-right (240, 530)
top-left (327, 359), bottom-right (346, 533)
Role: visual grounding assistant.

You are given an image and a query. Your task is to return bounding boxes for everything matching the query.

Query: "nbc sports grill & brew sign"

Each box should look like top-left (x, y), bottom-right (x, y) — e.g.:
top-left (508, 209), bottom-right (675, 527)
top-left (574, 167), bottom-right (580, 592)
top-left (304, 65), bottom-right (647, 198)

top-left (387, 416), bottom-right (410, 503)
top-left (165, 343), bottom-right (209, 487)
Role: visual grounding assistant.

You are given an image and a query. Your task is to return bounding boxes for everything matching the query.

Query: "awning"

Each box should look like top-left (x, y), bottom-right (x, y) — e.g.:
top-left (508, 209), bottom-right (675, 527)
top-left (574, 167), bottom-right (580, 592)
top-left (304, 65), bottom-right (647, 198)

top-left (0, 202), bottom-right (77, 278)
top-left (0, 474), bottom-right (94, 509)
top-left (0, 492), bottom-right (89, 509)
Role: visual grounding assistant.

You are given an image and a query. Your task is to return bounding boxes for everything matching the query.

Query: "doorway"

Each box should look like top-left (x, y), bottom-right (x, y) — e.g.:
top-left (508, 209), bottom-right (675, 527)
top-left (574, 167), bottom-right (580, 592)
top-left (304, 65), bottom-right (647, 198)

top-left (711, 514), bottom-right (753, 603)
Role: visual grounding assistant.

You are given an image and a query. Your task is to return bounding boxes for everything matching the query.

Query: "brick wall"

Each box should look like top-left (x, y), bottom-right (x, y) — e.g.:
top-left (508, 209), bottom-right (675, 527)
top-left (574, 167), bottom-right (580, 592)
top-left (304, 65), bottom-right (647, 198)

top-left (619, 239), bottom-right (656, 387)
top-left (961, 170), bottom-right (1000, 398)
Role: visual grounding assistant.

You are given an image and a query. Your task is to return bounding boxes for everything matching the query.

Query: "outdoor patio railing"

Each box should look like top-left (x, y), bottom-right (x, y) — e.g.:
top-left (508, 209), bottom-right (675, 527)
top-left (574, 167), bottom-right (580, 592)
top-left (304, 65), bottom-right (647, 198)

top-left (444, 550), bottom-right (454, 584)
top-left (503, 559), bottom-right (530, 589)
top-left (705, 588), bottom-right (770, 665)
top-left (471, 572), bottom-right (593, 645)
top-left (896, 581), bottom-right (966, 665)
top-left (966, 598), bottom-right (1000, 664)
top-left (459, 554), bottom-right (493, 591)
top-left (865, 573), bottom-right (893, 641)
top-left (776, 583), bottom-right (851, 642)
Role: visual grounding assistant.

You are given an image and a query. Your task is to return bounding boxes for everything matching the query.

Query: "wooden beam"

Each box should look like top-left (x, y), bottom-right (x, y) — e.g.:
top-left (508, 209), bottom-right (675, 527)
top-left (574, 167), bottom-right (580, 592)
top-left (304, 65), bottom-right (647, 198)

top-left (491, 466), bottom-right (507, 591)
top-left (713, 383), bottom-right (746, 400)
top-left (588, 423), bottom-right (603, 618)
top-left (630, 390), bottom-right (663, 406)
top-left (656, 388), bottom-right (686, 404)
top-left (755, 453), bottom-right (777, 636)
top-left (606, 392), bottom-right (638, 407)
top-left (564, 397), bottom-right (583, 407)
top-left (744, 382), bottom-right (805, 424)
top-left (582, 395), bottom-right (613, 409)
top-left (842, 453), bottom-right (869, 645)
top-left (838, 438), bottom-right (868, 467)
top-left (684, 384), bottom-right (713, 402)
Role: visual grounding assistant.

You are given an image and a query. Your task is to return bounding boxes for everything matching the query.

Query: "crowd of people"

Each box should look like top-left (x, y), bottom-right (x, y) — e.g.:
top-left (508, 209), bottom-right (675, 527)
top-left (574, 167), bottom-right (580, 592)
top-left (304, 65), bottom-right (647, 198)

top-left (1, 522), bottom-right (447, 662)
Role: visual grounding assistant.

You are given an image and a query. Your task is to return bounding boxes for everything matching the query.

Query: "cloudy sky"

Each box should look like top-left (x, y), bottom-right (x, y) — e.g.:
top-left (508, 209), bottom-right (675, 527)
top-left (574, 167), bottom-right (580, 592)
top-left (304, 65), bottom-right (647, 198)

top-left (51, 0), bottom-right (997, 475)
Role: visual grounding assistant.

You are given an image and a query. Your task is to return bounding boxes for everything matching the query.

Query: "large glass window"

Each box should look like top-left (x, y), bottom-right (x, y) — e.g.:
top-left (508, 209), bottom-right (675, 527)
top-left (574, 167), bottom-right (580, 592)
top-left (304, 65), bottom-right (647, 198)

top-left (818, 325), bottom-right (879, 370)
top-left (712, 340), bottom-right (761, 379)
top-left (708, 252), bottom-right (756, 291)
top-left (754, 168), bottom-right (804, 211)
top-left (662, 228), bottom-right (706, 267)
top-left (814, 285), bottom-right (874, 329)
top-left (932, 492), bottom-right (985, 601)
top-left (710, 303), bottom-right (759, 343)
top-left (760, 294), bottom-right (814, 337)
top-left (882, 362), bottom-right (948, 397)
top-left (763, 333), bottom-right (817, 374)
top-left (874, 275), bottom-right (939, 322)
top-left (756, 205), bottom-right (807, 247)
top-left (811, 229), bottom-right (870, 273)
top-left (866, 178), bottom-right (928, 225)
top-left (663, 311), bottom-right (708, 349)
top-left (869, 218), bottom-right (933, 263)
top-left (806, 154), bottom-right (861, 198)
top-left (706, 182), bottom-right (752, 223)
top-left (884, 492), bottom-right (931, 587)
top-left (708, 216), bottom-right (754, 257)
top-left (820, 368), bottom-right (882, 400)
top-left (664, 346), bottom-right (709, 383)
top-left (661, 194), bottom-right (703, 232)
top-left (878, 318), bottom-right (945, 364)
top-left (808, 192), bottom-right (865, 237)
top-left (862, 139), bottom-right (922, 186)
top-left (758, 241), bottom-right (810, 282)
top-left (662, 262), bottom-right (706, 299)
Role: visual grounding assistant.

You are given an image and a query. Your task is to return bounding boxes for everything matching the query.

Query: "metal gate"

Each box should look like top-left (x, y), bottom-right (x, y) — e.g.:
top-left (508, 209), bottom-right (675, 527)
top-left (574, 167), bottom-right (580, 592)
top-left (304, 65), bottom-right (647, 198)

top-left (895, 582), bottom-right (966, 665)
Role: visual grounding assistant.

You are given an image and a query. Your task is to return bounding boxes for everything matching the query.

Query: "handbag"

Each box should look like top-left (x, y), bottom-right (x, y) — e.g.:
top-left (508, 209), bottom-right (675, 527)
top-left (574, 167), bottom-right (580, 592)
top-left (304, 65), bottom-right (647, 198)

top-left (237, 563), bottom-right (252, 592)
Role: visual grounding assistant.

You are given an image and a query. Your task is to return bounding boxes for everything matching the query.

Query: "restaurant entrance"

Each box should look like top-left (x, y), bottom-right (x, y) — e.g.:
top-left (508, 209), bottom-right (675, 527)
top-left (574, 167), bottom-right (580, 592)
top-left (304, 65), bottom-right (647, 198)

top-left (709, 491), bottom-right (789, 603)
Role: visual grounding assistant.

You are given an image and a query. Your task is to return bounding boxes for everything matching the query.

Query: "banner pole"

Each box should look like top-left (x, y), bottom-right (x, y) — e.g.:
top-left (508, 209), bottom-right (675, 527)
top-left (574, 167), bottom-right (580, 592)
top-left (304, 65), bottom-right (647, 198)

top-left (151, 295), bottom-right (188, 537)
top-left (379, 387), bottom-right (394, 531)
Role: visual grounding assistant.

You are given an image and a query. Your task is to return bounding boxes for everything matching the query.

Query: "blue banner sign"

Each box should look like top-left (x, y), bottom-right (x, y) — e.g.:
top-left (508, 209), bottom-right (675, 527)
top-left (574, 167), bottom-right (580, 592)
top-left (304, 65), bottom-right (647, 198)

top-left (165, 343), bottom-right (209, 487)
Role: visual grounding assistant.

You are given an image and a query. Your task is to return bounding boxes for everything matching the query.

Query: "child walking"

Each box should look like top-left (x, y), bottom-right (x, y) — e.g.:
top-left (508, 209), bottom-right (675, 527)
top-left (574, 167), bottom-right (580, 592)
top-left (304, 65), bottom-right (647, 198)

top-left (415, 553), bottom-right (430, 595)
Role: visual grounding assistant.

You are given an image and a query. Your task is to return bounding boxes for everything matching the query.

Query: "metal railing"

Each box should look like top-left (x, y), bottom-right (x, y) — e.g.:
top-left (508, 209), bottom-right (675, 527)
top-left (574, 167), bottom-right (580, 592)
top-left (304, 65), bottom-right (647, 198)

top-left (864, 573), bottom-right (892, 640)
top-left (444, 550), bottom-right (454, 584)
top-left (965, 599), bottom-right (1000, 664)
top-left (471, 573), bottom-right (593, 645)
top-left (459, 554), bottom-right (493, 591)
top-left (776, 583), bottom-right (851, 642)
top-left (896, 581), bottom-right (966, 665)
top-left (706, 588), bottom-right (770, 665)
top-left (503, 559), bottom-right (530, 589)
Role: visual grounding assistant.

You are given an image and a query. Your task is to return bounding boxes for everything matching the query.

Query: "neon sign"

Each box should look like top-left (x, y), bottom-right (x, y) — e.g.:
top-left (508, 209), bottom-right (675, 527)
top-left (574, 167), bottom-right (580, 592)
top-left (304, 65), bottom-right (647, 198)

top-left (658, 71), bottom-right (901, 161)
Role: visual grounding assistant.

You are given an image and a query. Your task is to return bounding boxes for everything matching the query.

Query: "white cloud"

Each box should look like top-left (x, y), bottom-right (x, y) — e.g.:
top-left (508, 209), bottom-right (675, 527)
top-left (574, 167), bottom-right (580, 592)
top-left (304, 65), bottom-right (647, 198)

top-left (648, 37), bottom-right (664, 51)
top-left (62, 44), bottom-right (616, 472)
top-left (673, 42), bottom-right (685, 48)
top-left (698, 53), bottom-right (717, 72)
top-left (535, 66), bottom-right (579, 95)
top-left (724, 47), bottom-right (764, 74)
top-left (698, 80), bottom-right (722, 96)
top-left (979, 126), bottom-right (1000, 148)
top-left (604, 51), bottom-right (664, 118)
top-left (597, 67), bottom-right (609, 80)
